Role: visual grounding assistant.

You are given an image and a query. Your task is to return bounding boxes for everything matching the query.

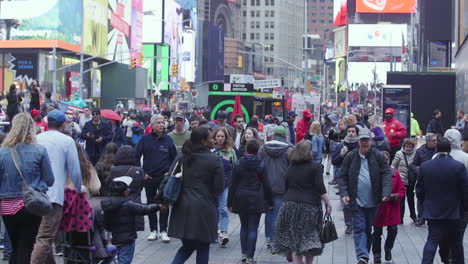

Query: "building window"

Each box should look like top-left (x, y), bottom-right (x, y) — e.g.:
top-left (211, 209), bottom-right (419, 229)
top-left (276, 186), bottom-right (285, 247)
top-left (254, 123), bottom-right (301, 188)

top-left (328, 6), bottom-right (333, 9)
top-left (320, 19), bottom-right (325, 23)
top-left (251, 11), bottom-right (255, 17)
top-left (243, 11), bottom-right (246, 17)
top-left (256, 33), bottom-right (260, 40)
top-left (265, 57), bottom-right (269, 62)
top-left (250, 21), bottom-right (255, 28)
top-left (243, 0), bottom-right (247, 5)
top-left (270, 57), bottom-right (274, 62)
top-left (256, 0), bottom-right (260, 5)
top-left (325, 29), bottom-right (330, 32)
top-left (320, 13), bottom-right (325, 17)
top-left (312, 19), bottom-right (317, 23)
top-left (242, 33), bottom-right (246, 39)
top-left (328, 20), bottom-right (333, 23)
top-left (256, 21), bottom-right (260, 28)
top-left (265, 22), bottom-right (269, 28)
top-left (267, 67), bottom-right (273, 74)
top-left (320, 6), bottom-right (325, 10)
top-left (256, 11), bottom-right (260, 17)
top-left (270, 10), bottom-right (275, 17)
top-left (311, 13), bottom-right (316, 17)
top-left (265, 0), bottom-right (269, 5)
top-left (271, 0), bottom-right (274, 5)
top-left (270, 33), bottom-right (274, 40)
top-left (270, 22), bottom-right (274, 28)
top-left (251, 0), bottom-right (255, 5)
top-left (311, 6), bottom-right (316, 10)
top-left (251, 33), bottom-right (255, 39)
top-left (329, 13), bottom-right (333, 17)
top-left (265, 10), bottom-right (269, 17)
top-left (320, 0), bottom-right (325, 2)
top-left (270, 44), bottom-right (274, 51)
top-left (265, 33), bottom-right (269, 40)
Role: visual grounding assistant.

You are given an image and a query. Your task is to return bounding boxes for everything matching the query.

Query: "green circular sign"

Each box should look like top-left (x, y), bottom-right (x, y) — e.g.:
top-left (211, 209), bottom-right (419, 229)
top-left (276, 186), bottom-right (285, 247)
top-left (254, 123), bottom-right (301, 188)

top-left (212, 84), bottom-right (219, 90)
top-left (210, 99), bottom-right (250, 124)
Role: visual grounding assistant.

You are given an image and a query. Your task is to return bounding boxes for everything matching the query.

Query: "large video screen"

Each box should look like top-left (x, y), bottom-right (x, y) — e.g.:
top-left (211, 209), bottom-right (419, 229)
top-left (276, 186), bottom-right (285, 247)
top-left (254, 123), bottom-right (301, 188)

top-left (356, 0), bottom-right (416, 13)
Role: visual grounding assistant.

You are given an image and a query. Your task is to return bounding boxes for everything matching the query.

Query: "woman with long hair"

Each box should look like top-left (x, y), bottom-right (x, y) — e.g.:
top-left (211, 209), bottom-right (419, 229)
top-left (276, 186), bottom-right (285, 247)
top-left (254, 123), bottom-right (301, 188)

top-left (95, 142), bottom-right (119, 184)
top-left (237, 127), bottom-right (262, 158)
top-left (29, 80), bottom-right (40, 111)
top-left (6, 84), bottom-right (22, 126)
top-left (169, 127), bottom-right (224, 264)
top-left (273, 140), bottom-right (332, 264)
top-left (309, 121), bottom-right (325, 164)
top-left (212, 127), bottom-right (237, 246)
top-left (72, 142), bottom-right (101, 197)
top-left (0, 113), bottom-right (54, 263)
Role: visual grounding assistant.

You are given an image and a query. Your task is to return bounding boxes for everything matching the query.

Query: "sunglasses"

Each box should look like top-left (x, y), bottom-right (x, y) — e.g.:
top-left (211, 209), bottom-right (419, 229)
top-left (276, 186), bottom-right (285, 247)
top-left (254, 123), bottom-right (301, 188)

top-left (92, 112), bottom-right (100, 116)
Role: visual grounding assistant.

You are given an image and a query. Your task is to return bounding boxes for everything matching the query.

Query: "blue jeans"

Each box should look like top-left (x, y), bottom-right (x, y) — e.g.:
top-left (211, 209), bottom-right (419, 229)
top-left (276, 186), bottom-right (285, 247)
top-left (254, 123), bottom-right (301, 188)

top-left (118, 240), bottom-right (135, 264)
top-left (217, 187), bottom-right (229, 233)
top-left (239, 213), bottom-right (261, 258)
top-left (422, 220), bottom-right (465, 264)
top-left (265, 193), bottom-right (284, 241)
top-left (172, 239), bottom-right (210, 264)
top-left (351, 204), bottom-right (378, 260)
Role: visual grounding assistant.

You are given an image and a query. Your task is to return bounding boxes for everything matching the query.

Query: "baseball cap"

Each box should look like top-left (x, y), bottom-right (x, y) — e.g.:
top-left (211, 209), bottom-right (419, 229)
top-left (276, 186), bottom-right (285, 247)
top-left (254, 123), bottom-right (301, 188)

top-left (358, 127), bottom-right (372, 140)
top-left (303, 109), bottom-right (312, 118)
top-left (30, 109), bottom-right (40, 117)
top-left (216, 111), bottom-right (228, 121)
top-left (47, 109), bottom-right (68, 124)
top-left (173, 111), bottom-right (185, 120)
top-left (273, 126), bottom-right (286, 137)
top-left (288, 110), bottom-right (297, 117)
top-left (385, 108), bottom-right (394, 115)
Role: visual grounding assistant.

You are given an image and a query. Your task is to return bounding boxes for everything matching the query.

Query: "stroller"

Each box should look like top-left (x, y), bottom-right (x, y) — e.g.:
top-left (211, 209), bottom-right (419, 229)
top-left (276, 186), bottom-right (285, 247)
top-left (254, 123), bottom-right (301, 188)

top-left (62, 197), bottom-right (118, 264)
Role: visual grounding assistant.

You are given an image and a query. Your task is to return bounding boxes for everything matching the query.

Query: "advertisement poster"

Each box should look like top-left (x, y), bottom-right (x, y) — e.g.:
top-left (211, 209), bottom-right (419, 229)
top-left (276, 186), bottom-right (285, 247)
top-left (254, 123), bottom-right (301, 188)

top-left (333, 0), bottom-right (347, 26)
top-left (203, 22), bottom-right (224, 82)
top-left (382, 85), bottom-right (411, 138)
top-left (131, 0), bottom-right (143, 66)
top-left (164, 0), bottom-right (183, 69)
top-left (334, 26), bottom-right (347, 58)
top-left (156, 44), bottom-right (170, 91)
top-left (143, 44), bottom-right (155, 90)
top-left (142, 0), bottom-right (163, 43)
top-left (108, 0), bottom-right (132, 63)
top-left (9, 53), bottom-right (38, 87)
top-left (356, 0), bottom-right (416, 13)
top-left (83, 0), bottom-right (108, 57)
top-left (0, 0), bottom-right (82, 45)
top-left (348, 24), bottom-right (407, 47)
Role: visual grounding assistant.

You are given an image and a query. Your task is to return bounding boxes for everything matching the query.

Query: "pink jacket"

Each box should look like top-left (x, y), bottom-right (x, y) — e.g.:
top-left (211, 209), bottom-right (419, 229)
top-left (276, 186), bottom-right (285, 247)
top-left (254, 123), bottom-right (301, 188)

top-left (59, 187), bottom-right (93, 232)
top-left (373, 168), bottom-right (406, 227)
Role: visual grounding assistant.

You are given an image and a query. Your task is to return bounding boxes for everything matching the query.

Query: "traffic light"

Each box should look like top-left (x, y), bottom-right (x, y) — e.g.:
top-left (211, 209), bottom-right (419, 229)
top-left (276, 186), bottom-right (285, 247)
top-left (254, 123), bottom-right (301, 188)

top-left (130, 57), bottom-right (136, 69)
top-left (138, 53), bottom-right (144, 65)
top-left (171, 64), bottom-right (178, 77)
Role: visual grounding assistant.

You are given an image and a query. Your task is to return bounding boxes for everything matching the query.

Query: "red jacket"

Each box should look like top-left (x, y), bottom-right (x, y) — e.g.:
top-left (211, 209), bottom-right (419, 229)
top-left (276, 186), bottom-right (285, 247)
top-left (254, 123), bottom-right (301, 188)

top-left (373, 168), bottom-right (406, 227)
top-left (295, 117), bottom-right (310, 143)
top-left (381, 118), bottom-right (407, 147)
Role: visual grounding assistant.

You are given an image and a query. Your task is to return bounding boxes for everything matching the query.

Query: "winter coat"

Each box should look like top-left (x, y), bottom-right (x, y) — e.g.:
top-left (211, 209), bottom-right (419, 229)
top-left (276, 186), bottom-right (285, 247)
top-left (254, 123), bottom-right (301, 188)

top-left (228, 154), bottom-right (273, 214)
top-left (373, 168), bottom-right (406, 227)
top-left (381, 116), bottom-right (407, 148)
top-left (338, 148), bottom-right (393, 205)
top-left (411, 113), bottom-right (421, 137)
top-left (391, 150), bottom-right (416, 186)
top-left (463, 122), bottom-right (468, 141)
top-left (412, 144), bottom-right (436, 167)
top-left (168, 145), bottom-right (224, 243)
top-left (102, 146), bottom-right (146, 231)
top-left (6, 91), bottom-right (22, 117)
top-left (110, 125), bottom-right (126, 148)
top-left (283, 161), bottom-right (327, 206)
top-left (311, 135), bottom-right (326, 163)
top-left (444, 129), bottom-right (468, 170)
top-left (215, 147), bottom-right (237, 188)
top-left (331, 141), bottom-right (359, 168)
top-left (258, 136), bottom-right (293, 194)
top-left (80, 119), bottom-right (112, 164)
top-left (101, 197), bottom-right (159, 245)
top-left (427, 117), bottom-right (444, 136)
top-left (296, 117), bottom-right (310, 143)
top-left (135, 132), bottom-right (177, 179)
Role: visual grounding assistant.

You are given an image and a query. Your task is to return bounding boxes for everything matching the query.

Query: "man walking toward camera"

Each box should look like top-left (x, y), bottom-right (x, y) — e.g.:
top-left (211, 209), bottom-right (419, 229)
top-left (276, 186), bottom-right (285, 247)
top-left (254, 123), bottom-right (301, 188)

top-left (339, 128), bottom-right (393, 264)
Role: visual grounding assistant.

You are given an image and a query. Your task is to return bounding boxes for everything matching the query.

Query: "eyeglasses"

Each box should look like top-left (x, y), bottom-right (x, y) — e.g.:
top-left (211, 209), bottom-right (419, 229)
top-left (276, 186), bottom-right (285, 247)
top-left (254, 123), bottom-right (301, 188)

top-left (92, 113), bottom-right (100, 116)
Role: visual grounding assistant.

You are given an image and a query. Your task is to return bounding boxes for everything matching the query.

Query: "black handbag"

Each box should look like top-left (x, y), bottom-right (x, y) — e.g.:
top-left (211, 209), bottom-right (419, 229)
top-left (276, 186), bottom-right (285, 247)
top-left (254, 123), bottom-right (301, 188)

top-left (162, 156), bottom-right (183, 205)
top-left (403, 153), bottom-right (417, 186)
top-left (10, 146), bottom-right (52, 216)
top-left (320, 214), bottom-right (338, 243)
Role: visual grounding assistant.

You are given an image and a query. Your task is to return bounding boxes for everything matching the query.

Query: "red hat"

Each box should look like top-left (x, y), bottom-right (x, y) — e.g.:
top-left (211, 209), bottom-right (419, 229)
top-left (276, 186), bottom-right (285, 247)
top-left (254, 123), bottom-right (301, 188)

top-left (134, 122), bottom-right (140, 126)
top-left (385, 108), bottom-right (394, 115)
top-left (30, 109), bottom-right (40, 117)
top-left (303, 109), bottom-right (312, 118)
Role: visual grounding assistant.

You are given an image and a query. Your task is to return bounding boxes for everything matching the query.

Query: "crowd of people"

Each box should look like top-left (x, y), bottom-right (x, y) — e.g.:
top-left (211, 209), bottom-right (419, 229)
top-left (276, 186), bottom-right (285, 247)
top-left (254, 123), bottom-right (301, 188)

top-left (0, 86), bottom-right (467, 264)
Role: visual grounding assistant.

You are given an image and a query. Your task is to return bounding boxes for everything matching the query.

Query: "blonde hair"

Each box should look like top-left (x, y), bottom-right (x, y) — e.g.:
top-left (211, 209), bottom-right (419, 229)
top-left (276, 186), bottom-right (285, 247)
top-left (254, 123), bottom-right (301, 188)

top-left (2, 113), bottom-right (37, 147)
top-left (309, 121), bottom-right (323, 136)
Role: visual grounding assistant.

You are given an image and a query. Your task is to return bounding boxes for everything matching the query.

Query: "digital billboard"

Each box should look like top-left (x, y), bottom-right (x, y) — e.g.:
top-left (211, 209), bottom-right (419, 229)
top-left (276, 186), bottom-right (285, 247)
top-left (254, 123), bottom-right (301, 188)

top-left (83, 0), bottom-right (108, 57)
top-left (143, 44), bottom-right (155, 90)
top-left (334, 26), bottom-right (347, 58)
top-left (356, 0), bottom-right (416, 14)
top-left (156, 44), bottom-right (170, 91)
top-left (348, 24), bottom-right (407, 47)
top-left (164, 0), bottom-right (183, 67)
top-left (143, 0), bottom-right (163, 43)
top-left (107, 0), bottom-right (132, 63)
top-left (203, 22), bottom-right (224, 82)
top-left (181, 30), bottom-right (196, 82)
top-left (0, 0), bottom-right (82, 51)
top-left (333, 0), bottom-right (348, 26)
top-left (347, 62), bottom-right (401, 84)
top-left (131, 0), bottom-right (143, 66)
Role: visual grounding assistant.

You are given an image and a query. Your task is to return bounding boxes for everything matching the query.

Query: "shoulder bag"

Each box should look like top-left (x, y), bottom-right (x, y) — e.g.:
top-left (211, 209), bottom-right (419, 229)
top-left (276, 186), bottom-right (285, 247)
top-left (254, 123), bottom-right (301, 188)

top-left (10, 146), bottom-right (52, 216)
top-left (403, 153), bottom-right (417, 186)
top-left (320, 214), bottom-right (338, 243)
top-left (162, 156), bottom-right (183, 205)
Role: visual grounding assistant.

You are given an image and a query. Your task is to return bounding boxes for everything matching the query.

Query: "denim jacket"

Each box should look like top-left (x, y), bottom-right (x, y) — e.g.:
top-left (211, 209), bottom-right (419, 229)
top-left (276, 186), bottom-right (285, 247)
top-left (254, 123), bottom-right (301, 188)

top-left (0, 144), bottom-right (54, 199)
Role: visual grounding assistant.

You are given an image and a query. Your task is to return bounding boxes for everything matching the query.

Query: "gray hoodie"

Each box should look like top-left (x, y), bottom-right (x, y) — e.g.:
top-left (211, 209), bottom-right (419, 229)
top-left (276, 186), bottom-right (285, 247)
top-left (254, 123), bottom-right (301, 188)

top-left (258, 136), bottom-right (293, 194)
top-left (444, 129), bottom-right (468, 170)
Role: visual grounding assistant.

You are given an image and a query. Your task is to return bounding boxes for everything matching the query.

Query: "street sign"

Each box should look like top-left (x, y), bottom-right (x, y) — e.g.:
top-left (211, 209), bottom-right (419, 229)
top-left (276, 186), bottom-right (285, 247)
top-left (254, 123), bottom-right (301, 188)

top-left (309, 76), bottom-right (321, 81)
top-left (191, 89), bottom-right (198, 98)
top-left (254, 79), bottom-right (282, 90)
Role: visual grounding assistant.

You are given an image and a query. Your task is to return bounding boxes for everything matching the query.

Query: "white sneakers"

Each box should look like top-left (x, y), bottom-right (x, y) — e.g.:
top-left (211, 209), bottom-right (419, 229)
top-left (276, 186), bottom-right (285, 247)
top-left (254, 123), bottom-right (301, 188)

top-left (160, 231), bottom-right (171, 243)
top-left (147, 231), bottom-right (158, 241)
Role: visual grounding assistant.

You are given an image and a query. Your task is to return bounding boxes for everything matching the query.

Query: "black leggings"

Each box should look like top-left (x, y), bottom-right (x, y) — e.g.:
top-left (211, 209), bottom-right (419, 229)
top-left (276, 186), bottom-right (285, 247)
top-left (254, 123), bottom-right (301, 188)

top-left (400, 184), bottom-right (416, 222)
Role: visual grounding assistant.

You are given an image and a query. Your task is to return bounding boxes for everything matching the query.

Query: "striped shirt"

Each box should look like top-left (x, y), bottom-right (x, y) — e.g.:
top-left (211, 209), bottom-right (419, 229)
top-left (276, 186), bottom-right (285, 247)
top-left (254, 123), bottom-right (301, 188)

top-left (0, 198), bottom-right (24, 216)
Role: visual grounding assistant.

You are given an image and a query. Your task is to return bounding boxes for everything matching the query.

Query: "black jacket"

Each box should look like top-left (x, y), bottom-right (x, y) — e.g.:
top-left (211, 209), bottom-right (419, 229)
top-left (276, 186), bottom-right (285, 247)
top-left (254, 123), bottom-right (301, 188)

top-left (135, 132), bottom-right (177, 178)
top-left (427, 117), bottom-right (444, 136)
top-left (463, 122), bottom-right (468, 141)
top-left (331, 141), bottom-right (359, 168)
top-left (168, 145), bottom-right (224, 243)
top-left (412, 144), bottom-right (436, 167)
top-left (284, 161), bottom-right (326, 206)
top-left (416, 155), bottom-right (468, 220)
top-left (228, 155), bottom-right (273, 214)
top-left (110, 125), bottom-right (126, 148)
top-left (258, 137), bottom-right (292, 194)
top-left (101, 197), bottom-right (159, 244)
top-left (338, 148), bottom-right (393, 205)
top-left (80, 119), bottom-right (112, 164)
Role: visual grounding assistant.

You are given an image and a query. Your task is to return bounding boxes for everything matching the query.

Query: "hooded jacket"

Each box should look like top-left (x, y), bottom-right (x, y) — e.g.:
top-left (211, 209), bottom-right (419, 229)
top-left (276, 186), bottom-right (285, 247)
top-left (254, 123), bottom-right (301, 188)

top-left (444, 129), bottom-right (468, 170)
top-left (410, 112), bottom-right (421, 137)
top-left (381, 108), bottom-right (407, 148)
top-left (258, 136), bottom-right (293, 194)
top-left (296, 116), bottom-right (310, 143)
top-left (101, 197), bottom-right (158, 244)
top-left (371, 126), bottom-right (391, 153)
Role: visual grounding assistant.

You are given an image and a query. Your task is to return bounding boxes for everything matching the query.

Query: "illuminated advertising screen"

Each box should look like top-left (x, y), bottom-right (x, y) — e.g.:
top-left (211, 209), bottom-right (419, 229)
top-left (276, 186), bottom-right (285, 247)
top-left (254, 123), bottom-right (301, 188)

top-left (164, 0), bottom-right (183, 68)
top-left (107, 0), bottom-right (132, 63)
top-left (143, 0), bottom-right (163, 43)
top-left (156, 44), bottom-right (170, 91)
top-left (83, 0), bottom-right (108, 57)
top-left (131, 0), bottom-right (143, 66)
top-left (0, 0), bottom-right (82, 51)
top-left (333, 0), bottom-right (348, 26)
top-left (143, 44), bottom-right (155, 90)
top-left (356, 0), bottom-right (416, 13)
top-left (348, 24), bottom-right (407, 47)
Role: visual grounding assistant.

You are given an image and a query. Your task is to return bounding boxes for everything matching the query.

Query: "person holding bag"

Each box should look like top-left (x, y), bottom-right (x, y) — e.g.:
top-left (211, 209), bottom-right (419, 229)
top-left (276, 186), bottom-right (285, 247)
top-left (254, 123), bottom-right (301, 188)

top-left (0, 113), bottom-right (54, 263)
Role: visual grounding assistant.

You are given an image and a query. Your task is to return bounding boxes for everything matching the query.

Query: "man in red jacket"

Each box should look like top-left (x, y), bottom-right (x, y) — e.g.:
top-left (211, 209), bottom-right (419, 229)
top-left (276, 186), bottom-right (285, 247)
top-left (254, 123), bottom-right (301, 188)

top-left (296, 109), bottom-right (312, 143)
top-left (381, 108), bottom-right (407, 160)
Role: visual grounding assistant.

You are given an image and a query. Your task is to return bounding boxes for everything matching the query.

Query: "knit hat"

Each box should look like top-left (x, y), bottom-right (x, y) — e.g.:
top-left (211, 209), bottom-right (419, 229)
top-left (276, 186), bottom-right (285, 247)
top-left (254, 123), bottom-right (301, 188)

top-left (273, 126), bottom-right (286, 137)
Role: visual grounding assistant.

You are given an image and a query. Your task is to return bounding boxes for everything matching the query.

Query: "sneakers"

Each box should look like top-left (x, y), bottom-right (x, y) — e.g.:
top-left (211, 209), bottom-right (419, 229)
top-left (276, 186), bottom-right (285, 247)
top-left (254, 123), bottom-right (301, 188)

top-left (326, 172), bottom-right (330, 175)
top-left (345, 226), bottom-right (353, 235)
top-left (357, 257), bottom-right (368, 264)
top-left (241, 254), bottom-right (247, 263)
top-left (374, 257), bottom-right (382, 264)
top-left (384, 249), bottom-right (392, 262)
top-left (220, 233), bottom-right (229, 247)
top-left (53, 252), bottom-right (64, 257)
top-left (160, 231), bottom-right (171, 243)
top-left (286, 253), bottom-right (293, 262)
top-left (245, 258), bottom-right (254, 264)
top-left (147, 231), bottom-right (158, 241)
top-left (328, 180), bottom-right (337, 185)
top-left (415, 218), bottom-right (425, 226)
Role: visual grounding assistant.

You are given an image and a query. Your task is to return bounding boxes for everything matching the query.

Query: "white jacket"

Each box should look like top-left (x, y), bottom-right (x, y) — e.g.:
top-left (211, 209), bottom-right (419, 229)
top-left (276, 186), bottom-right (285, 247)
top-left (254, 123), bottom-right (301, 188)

top-left (444, 129), bottom-right (468, 170)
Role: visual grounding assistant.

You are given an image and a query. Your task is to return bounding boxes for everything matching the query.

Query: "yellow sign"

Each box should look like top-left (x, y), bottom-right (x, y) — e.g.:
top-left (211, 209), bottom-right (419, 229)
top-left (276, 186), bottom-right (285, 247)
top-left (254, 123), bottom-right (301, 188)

top-left (83, 0), bottom-right (108, 57)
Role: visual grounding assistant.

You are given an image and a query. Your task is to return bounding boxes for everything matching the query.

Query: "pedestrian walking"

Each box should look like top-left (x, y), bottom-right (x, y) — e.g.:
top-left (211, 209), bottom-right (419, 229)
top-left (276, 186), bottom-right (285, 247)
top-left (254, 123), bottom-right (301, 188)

top-left (109, 120), bottom-right (126, 148)
top-left (296, 109), bottom-right (312, 143)
top-left (284, 111), bottom-right (297, 145)
top-left (0, 113), bottom-right (54, 263)
top-left (40, 91), bottom-right (58, 117)
top-left (273, 140), bottom-right (332, 264)
top-left (463, 114), bottom-right (468, 153)
top-left (392, 138), bottom-right (417, 223)
top-left (31, 110), bottom-right (83, 264)
top-left (168, 111), bottom-right (191, 153)
top-left (73, 141), bottom-right (101, 197)
top-left (328, 118), bottom-right (348, 185)
top-left (29, 80), bottom-right (41, 111)
top-left (237, 127), bottom-right (262, 158)
top-left (95, 143), bottom-right (119, 185)
top-left (258, 126), bottom-right (293, 249)
top-left (454, 111), bottom-right (465, 132)
top-left (6, 84), bottom-right (22, 126)
top-left (322, 114), bottom-right (339, 175)
top-left (338, 127), bottom-right (393, 264)
top-left (426, 109), bottom-right (444, 136)
top-left (411, 113), bottom-right (422, 137)
top-left (416, 138), bottom-right (468, 264)
top-left (233, 114), bottom-right (245, 151)
top-left (136, 114), bottom-right (176, 242)
top-left (80, 108), bottom-right (112, 165)
top-left (122, 113), bottom-right (137, 146)
top-left (228, 140), bottom-right (273, 264)
top-left (310, 121), bottom-right (326, 164)
top-left (381, 108), bottom-right (407, 160)
top-left (372, 151), bottom-right (406, 264)
top-left (169, 127), bottom-right (225, 264)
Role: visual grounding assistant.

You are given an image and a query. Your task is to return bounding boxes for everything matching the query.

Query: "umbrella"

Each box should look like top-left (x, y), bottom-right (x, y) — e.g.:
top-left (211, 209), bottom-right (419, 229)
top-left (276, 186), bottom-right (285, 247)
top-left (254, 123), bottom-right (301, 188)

top-left (100, 109), bottom-right (122, 121)
top-left (142, 107), bottom-right (152, 112)
top-left (230, 94), bottom-right (243, 126)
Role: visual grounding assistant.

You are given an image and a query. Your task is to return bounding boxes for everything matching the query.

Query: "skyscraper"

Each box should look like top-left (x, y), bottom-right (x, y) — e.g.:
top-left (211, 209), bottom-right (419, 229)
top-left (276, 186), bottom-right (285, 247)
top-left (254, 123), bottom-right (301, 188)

top-left (307, 0), bottom-right (335, 42)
